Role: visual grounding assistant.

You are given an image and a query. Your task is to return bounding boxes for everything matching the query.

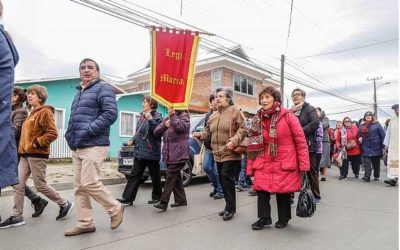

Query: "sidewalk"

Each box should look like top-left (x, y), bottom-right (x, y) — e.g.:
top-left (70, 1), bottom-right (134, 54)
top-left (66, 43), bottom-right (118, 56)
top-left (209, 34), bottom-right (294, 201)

top-left (1, 160), bottom-right (126, 196)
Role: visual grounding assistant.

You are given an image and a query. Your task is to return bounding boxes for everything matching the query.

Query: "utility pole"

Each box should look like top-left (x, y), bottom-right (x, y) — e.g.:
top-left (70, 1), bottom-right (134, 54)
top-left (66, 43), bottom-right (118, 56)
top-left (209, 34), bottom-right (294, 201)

top-left (281, 54), bottom-right (285, 105)
top-left (367, 76), bottom-right (382, 120)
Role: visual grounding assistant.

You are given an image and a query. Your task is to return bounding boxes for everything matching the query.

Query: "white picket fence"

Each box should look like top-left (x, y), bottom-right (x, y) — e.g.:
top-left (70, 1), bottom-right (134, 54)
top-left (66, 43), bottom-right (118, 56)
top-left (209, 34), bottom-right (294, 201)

top-left (50, 128), bottom-right (72, 159)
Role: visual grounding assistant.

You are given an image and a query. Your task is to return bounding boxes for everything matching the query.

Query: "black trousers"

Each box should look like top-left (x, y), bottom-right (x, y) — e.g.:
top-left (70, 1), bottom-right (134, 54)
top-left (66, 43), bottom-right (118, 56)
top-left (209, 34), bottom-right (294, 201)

top-left (122, 158), bottom-right (162, 201)
top-left (160, 163), bottom-right (187, 204)
top-left (308, 152), bottom-right (321, 199)
top-left (341, 155), bottom-right (361, 178)
top-left (217, 160), bottom-right (241, 213)
top-left (363, 156), bottom-right (381, 178)
top-left (257, 191), bottom-right (291, 222)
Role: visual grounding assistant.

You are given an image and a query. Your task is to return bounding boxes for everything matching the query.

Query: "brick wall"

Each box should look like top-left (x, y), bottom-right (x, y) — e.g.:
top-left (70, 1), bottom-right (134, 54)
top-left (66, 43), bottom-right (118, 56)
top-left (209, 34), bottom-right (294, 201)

top-left (190, 68), bottom-right (263, 113)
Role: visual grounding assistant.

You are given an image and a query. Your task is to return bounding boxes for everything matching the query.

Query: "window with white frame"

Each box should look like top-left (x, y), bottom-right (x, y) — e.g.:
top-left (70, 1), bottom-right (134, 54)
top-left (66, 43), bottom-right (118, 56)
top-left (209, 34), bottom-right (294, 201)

top-left (233, 73), bottom-right (254, 96)
top-left (54, 109), bottom-right (65, 129)
top-left (120, 111), bottom-right (141, 137)
top-left (211, 69), bottom-right (223, 91)
top-left (143, 82), bottom-right (150, 90)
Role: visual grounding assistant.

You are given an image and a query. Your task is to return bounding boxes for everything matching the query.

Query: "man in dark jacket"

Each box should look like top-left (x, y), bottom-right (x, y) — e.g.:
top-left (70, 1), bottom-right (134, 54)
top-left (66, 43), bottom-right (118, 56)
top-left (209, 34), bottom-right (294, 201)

top-left (291, 88), bottom-right (321, 204)
top-left (0, 3), bottom-right (19, 193)
top-left (64, 58), bottom-right (123, 236)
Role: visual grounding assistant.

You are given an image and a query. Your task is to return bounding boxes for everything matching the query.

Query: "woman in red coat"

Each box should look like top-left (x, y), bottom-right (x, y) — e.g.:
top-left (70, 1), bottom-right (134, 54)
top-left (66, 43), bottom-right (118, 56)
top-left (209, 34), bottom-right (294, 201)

top-left (335, 117), bottom-right (361, 180)
top-left (246, 86), bottom-right (310, 230)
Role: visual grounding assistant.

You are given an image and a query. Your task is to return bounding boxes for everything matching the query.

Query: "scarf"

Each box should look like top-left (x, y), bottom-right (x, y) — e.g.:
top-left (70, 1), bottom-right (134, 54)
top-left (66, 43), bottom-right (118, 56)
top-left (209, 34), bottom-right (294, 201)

top-left (247, 102), bottom-right (280, 159)
top-left (291, 102), bottom-right (304, 117)
top-left (340, 127), bottom-right (348, 159)
top-left (361, 121), bottom-right (371, 138)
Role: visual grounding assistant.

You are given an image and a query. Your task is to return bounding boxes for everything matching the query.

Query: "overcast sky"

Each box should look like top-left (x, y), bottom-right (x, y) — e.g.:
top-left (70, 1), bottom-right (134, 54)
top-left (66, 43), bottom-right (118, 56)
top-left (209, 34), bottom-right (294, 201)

top-left (2, 0), bottom-right (399, 121)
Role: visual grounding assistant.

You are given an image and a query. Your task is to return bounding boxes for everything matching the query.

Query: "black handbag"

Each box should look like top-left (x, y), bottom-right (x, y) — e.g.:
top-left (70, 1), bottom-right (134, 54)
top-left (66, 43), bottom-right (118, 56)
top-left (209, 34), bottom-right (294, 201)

top-left (296, 171), bottom-right (316, 218)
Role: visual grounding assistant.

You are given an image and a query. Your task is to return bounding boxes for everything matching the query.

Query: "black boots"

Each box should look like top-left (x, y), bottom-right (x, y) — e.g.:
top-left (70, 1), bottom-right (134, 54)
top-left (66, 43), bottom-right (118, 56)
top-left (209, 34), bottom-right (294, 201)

top-left (31, 196), bottom-right (48, 217)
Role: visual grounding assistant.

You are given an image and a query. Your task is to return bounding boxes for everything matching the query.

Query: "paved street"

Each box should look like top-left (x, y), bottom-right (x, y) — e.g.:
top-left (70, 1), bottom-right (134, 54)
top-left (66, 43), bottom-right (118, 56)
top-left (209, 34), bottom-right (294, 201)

top-left (0, 167), bottom-right (398, 250)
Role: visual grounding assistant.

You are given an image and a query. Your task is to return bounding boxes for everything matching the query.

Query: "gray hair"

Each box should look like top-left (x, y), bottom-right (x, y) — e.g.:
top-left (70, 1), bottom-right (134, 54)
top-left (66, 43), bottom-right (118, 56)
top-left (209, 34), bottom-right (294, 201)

top-left (215, 86), bottom-right (234, 106)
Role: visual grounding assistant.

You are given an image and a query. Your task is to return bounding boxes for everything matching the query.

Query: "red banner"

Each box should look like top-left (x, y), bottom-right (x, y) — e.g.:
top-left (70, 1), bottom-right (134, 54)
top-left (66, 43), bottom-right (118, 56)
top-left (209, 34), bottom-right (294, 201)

top-left (150, 28), bottom-right (200, 109)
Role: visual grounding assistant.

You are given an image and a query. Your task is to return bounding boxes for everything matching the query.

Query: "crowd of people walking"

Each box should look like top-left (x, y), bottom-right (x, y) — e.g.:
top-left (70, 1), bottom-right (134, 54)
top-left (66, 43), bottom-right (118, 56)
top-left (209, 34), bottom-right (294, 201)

top-left (0, 0), bottom-right (398, 235)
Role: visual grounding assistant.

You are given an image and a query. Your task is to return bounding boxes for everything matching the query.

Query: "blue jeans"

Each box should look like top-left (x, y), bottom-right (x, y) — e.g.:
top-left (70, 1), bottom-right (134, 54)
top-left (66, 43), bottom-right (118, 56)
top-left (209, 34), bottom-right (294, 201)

top-left (203, 151), bottom-right (223, 194)
top-left (237, 156), bottom-right (253, 188)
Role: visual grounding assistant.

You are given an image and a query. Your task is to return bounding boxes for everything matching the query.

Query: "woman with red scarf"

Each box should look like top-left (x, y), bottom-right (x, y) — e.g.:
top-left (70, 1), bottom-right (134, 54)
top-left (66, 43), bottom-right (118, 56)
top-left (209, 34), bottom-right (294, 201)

top-left (246, 86), bottom-right (310, 230)
top-left (358, 111), bottom-right (385, 182)
top-left (335, 117), bottom-right (362, 180)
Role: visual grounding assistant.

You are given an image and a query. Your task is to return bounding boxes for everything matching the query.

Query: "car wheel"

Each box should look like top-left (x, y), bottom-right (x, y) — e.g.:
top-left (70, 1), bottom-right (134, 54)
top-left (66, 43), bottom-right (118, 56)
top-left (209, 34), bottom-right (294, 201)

top-left (181, 160), bottom-right (193, 187)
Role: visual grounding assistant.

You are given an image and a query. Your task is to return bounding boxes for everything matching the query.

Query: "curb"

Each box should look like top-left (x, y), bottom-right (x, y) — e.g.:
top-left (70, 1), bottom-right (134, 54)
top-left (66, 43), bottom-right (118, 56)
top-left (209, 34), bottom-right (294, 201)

top-left (1, 177), bottom-right (127, 197)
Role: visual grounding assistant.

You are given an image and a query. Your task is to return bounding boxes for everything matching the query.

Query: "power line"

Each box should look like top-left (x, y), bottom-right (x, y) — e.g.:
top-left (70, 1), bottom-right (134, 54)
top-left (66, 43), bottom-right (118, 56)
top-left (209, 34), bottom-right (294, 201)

top-left (326, 107), bottom-right (368, 116)
top-left (294, 38), bottom-right (398, 59)
top-left (72, 0), bottom-right (376, 107)
top-left (285, 0), bottom-right (294, 53)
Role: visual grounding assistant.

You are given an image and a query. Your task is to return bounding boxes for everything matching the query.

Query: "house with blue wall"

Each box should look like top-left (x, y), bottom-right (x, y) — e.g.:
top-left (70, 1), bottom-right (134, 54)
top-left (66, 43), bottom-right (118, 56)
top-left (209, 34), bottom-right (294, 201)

top-left (15, 77), bottom-right (167, 158)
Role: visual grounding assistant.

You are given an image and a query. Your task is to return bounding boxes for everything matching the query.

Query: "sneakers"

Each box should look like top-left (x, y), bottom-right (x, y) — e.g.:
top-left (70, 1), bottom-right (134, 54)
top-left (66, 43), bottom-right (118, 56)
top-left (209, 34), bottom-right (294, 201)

top-left (154, 201), bottom-right (168, 211)
top-left (235, 185), bottom-right (245, 192)
top-left (31, 197), bottom-right (48, 217)
top-left (384, 178), bottom-right (398, 186)
top-left (320, 177), bottom-right (326, 181)
top-left (290, 198), bottom-right (295, 207)
top-left (248, 190), bottom-right (257, 196)
top-left (65, 226), bottom-right (96, 236)
top-left (355, 175), bottom-right (359, 179)
top-left (147, 199), bottom-right (159, 205)
top-left (362, 177), bottom-right (370, 182)
top-left (275, 220), bottom-right (288, 228)
top-left (117, 198), bottom-right (133, 206)
top-left (315, 198), bottom-right (320, 205)
top-left (373, 177), bottom-right (379, 181)
top-left (339, 176), bottom-right (348, 180)
top-left (170, 202), bottom-right (187, 208)
top-left (213, 193), bottom-right (224, 200)
top-left (111, 205), bottom-right (124, 230)
top-left (222, 211), bottom-right (235, 221)
top-left (56, 201), bottom-right (74, 221)
top-left (209, 190), bottom-right (217, 197)
top-left (0, 216), bottom-right (25, 229)
top-left (251, 217), bottom-right (272, 230)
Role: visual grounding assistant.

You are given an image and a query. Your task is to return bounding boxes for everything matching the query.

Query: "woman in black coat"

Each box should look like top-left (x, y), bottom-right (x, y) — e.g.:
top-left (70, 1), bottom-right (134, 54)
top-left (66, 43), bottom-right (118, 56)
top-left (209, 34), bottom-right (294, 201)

top-left (117, 96), bottom-right (163, 206)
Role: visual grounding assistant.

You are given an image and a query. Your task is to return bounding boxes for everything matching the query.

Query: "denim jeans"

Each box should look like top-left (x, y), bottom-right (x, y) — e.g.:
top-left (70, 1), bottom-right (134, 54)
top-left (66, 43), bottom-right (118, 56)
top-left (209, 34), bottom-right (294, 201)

top-left (237, 156), bottom-right (252, 188)
top-left (203, 151), bottom-right (223, 194)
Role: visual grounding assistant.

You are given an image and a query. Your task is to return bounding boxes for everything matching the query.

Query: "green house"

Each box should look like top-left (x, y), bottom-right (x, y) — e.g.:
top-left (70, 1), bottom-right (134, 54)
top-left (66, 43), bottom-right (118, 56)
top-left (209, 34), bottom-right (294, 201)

top-left (15, 77), bottom-right (167, 158)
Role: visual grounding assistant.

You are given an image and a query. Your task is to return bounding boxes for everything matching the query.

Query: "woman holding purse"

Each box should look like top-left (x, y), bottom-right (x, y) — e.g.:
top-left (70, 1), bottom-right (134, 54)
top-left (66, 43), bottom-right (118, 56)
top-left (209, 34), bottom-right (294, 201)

top-left (193, 86), bottom-right (246, 221)
top-left (117, 96), bottom-right (163, 206)
top-left (246, 86), bottom-right (310, 230)
top-left (335, 117), bottom-right (362, 180)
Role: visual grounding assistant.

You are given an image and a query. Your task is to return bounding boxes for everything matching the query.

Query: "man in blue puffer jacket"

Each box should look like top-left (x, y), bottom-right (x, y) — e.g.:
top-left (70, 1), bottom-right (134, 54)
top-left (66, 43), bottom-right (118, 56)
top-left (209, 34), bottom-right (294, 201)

top-left (64, 58), bottom-right (123, 236)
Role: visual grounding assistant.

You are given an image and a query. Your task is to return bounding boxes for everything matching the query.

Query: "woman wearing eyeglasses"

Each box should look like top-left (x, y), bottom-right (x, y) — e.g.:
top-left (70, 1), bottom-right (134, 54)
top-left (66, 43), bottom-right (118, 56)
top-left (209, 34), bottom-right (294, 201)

top-left (335, 117), bottom-right (362, 180)
top-left (358, 111), bottom-right (385, 182)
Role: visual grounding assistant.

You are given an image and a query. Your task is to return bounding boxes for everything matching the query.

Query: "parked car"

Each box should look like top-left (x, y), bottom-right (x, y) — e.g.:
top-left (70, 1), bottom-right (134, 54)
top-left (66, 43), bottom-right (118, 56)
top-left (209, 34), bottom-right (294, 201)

top-left (118, 114), bottom-right (208, 186)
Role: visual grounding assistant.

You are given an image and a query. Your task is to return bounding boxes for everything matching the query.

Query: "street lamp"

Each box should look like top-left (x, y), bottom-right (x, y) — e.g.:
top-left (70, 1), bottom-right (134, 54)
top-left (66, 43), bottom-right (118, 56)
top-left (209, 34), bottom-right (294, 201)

top-left (375, 81), bottom-right (391, 120)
